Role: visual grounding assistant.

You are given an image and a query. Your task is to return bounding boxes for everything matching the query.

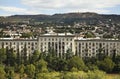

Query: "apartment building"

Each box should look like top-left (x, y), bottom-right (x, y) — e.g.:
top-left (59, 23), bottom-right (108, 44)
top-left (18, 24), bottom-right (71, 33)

top-left (0, 33), bottom-right (120, 58)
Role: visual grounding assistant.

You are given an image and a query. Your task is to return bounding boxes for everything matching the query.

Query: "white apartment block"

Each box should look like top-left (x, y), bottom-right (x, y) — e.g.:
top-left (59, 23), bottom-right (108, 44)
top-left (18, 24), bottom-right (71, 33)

top-left (0, 33), bottom-right (120, 58)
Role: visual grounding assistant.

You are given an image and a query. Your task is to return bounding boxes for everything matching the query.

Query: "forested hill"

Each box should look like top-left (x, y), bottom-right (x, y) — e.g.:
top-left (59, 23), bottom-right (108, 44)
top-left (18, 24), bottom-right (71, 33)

top-left (1, 12), bottom-right (120, 24)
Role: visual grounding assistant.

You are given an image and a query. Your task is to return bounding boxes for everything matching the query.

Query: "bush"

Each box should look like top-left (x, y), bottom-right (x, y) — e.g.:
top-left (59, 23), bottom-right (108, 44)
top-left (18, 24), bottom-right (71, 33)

top-left (87, 70), bottom-right (106, 79)
top-left (36, 72), bottom-right (60, 79)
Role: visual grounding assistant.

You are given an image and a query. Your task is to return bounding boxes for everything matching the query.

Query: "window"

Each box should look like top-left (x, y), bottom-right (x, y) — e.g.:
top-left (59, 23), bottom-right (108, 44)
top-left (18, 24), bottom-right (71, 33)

top-left (28, 42), bottom-right (30, 45)
top-left (82, 43), bottom-right (84, 45)
top-left (89, 43), bottom-right (91, 45)
top-left (96, 43), bottom-right (98, 45)
top-left (44, 38), bottom-right (46, 41)
top-left (28, 46), bottom-right (30, 48)
top-left (66, 38), bottom-right (68, 41)
top-left (6, 42), bottom-right (8, 45)
top-left (93, 43), bottom-right (95, 46)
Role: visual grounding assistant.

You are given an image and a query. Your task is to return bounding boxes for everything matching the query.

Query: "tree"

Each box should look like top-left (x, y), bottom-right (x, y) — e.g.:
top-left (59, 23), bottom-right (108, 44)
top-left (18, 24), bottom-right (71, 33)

top-left (21, 43), bottom-right (28, 64)
top-left (0, 65), bottom-right (6, 79)
top-left (5, 66), bottom-right (15, 79)
top-left (6, 48), bottom-right (16, 66)
top-left (66, 49), bottom-right (73, 59)
top-left (67, 56), bottom-right (86, 71)
top-left (57, 58), bottom-right (68, 71)
top-left (96, 47), bottom-right (106, 61)
top-left (16, 52), bottom-right (21, 66)
top-left (30, 50), bottom-right (40, 63)
top-left (0, 48), bottom-right (6, 64)
top-left (103, 33), bottom-right (113, 38)
top-left (47, 57), bottom-right (68, 71)
top-left (0, 30), bottom-right (4, 38)
top-left (35, 59), bottom-right (48, 73)
top-left (25, 64), bottom-right (36, 78)
top-left (113, 55), bottom-right (120, 73)
top-left (18, 64), bottom-right (25, 79)
top-left (98, 57), bottom-right (115, 72)
top-left (39, 52), bottom-right (47, 60)
top-left (84, 32), bottom-right (96, 38)
top-left (21, 32), bottom-right (33, 38)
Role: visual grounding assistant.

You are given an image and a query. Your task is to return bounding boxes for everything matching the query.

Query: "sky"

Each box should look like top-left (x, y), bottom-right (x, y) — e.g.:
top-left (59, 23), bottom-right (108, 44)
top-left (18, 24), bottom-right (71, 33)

top-left (0, 0), bottom-right (120, 16)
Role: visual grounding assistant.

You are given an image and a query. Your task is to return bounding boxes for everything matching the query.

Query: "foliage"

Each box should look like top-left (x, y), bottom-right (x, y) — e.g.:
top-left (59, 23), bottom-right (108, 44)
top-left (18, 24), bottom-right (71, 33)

top-left (66, 49), bottom-right (73, 59)
top-left (5, 66), bottom-right (15, 79)
top-left (25, 64), bottom-right (36, 78)
top-left (113, 55), bottom-right (120, 73)
top-left (6, 48), bottom-right (16, 66)
top-left (30, 50), bottom-right (40, 63)
top-left (18, 64), bottom-right (25, 78)
top-left (21, 32), bottom-right (33, 38)
top-left (84, 31), bottom-right (96, 38)
top-left (0, 65), bottom-right (6, 79)
top-left (87, 70), bottom-right (106, 79)
top-left (35, 59), bottom-right (48, 73)
top-left (0, 48), bottom-right (119, 78)
top-left (0, 48), bottom-right (6, 64)
top-left (98, 57), bottom-right (115, 73)
top-left (68, 56), bottom-right (86, 71)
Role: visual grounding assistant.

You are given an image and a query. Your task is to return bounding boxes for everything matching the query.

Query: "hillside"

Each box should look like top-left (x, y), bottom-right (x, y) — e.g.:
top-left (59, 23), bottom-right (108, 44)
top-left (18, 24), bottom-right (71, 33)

top-left (0, 12), bottom-right (120, 25)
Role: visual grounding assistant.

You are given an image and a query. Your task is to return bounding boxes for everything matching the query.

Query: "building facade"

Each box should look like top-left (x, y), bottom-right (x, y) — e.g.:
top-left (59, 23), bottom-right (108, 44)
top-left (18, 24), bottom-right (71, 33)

top-left (0, 33), bottom-right (120, 58)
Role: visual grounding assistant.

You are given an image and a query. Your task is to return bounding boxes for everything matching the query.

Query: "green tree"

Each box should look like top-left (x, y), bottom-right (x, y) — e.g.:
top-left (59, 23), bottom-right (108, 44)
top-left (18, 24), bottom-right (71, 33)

top-left (98, 57), bottom-right (115, 72)
top-left (48, 57), bottom-right (68, 71)
top-left (57, 58), bottom-right (68, 71)
top-left (0, 48), bottom-right (6, 64)
top-left (6, 48), bottom-right (16, 66)
top-left (30, 50), bottom-right (40, 63)
top-left (16, 52), bottom-right (21, 66)
top-left (103, 33), bottom-right (113, 38)
top-left (113, 55), bottom-right (120, 73)
top-left (0, 30), bottom-right (4, 38)
top-left (18, 64), bottom-right (25, 79)
top-left (21, 43), bottom-right (28, 64)
top-left (21, 32), bottom-right (33, 38)
top-left (96, 46), bottom-right (106, 61)
top-left (39, 51), bottom-right (47, 60)
top-left (66, 49), bottom-right (73, 59)
top-left (84, 32), bottom-right (96, 38)
top-left (68, 56), bottom-right (86, 71)
top-left (5, 66), bottom-right (15, 79)
top-left (35, 59), bottom-right (48, 73)
top-left (25, 64), bottom-right (36, 78)
top-left (0, 65), bottom-right (6, 79)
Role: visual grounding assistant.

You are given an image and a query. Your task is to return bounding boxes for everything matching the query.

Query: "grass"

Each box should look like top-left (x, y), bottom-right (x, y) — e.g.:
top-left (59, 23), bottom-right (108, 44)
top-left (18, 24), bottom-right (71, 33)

top-left (106, 74), bottom-right (120, 79)
top-left (13, 72), bottom-right (120, 79)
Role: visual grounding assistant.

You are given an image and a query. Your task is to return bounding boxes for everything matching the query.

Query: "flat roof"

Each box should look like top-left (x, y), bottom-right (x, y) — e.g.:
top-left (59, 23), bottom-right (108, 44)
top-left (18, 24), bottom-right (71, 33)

top-left (0, 38), bottom-right (37, 41)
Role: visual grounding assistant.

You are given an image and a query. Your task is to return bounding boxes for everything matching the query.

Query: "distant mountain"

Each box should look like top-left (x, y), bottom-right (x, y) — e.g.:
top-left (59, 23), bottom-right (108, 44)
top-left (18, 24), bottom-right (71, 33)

top-left (1, 12), bottom-right (120, 24)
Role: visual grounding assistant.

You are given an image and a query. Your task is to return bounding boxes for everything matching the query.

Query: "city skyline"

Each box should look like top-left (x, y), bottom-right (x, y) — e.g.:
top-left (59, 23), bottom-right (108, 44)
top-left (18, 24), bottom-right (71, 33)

top-left (0, 0), bottom-right (120, 16)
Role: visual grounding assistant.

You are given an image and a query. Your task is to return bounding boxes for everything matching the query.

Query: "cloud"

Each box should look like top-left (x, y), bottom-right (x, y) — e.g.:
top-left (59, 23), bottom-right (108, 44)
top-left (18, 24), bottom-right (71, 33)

top-left (0, 6), bottom-right (40, 15)
top-left (21, 0), bottom-right (120, 14)
top-left (0, 6), bottom-right (26, 13)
